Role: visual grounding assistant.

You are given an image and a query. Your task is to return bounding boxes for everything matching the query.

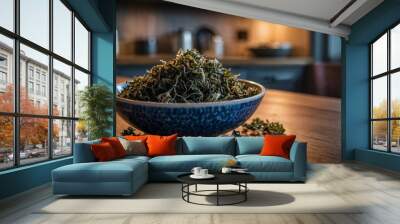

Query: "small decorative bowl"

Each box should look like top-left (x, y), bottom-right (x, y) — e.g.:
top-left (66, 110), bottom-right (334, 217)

top-left (116, 80), bottom-right (265, 136)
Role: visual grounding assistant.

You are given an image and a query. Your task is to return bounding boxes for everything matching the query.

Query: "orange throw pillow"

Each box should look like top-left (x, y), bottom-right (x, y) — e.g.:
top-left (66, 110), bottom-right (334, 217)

top-left (146, 134), bottom-right (178, 157)
top-left (101, 137), bottom-right (126, 158)
top-left (260, 135), bottom-right (296, 159)
top-left (124, 135), bottom-right (148, 142)
top-left (91, 142), bottom-right (117, 161)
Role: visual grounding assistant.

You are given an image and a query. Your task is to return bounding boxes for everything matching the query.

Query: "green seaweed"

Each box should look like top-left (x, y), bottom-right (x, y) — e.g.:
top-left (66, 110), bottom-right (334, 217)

top-left (241, 118), bottom-right (286, 136)
top-left (118, 49), bottom-right (260, 103)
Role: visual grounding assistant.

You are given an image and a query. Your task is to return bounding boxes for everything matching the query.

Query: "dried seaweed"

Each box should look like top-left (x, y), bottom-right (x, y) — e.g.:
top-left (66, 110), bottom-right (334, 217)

top-left (118, 49), bottom-right (260, 103)
top-left (240, 118), bottom-right (285, 136)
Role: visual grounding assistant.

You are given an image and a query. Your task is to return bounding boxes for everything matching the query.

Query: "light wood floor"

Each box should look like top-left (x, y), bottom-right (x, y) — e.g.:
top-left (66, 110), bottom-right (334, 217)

top-left (116, 77), bottom-right (342, 163)
top-left (1, 163), bottom-right (400, 224)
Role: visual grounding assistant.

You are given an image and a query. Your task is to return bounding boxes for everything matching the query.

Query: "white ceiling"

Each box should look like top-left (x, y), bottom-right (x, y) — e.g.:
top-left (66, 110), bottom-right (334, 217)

top-left (164, 0), bottom-right (384, 38)
top-left (226, 0), bottom-right (353, 22)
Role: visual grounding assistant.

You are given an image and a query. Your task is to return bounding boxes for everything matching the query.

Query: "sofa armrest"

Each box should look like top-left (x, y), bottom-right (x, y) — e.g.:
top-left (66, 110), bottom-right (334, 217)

top-left (289, 141), bottom-right (307, 181)
top-left (73, 140), bottom-right (100, 163)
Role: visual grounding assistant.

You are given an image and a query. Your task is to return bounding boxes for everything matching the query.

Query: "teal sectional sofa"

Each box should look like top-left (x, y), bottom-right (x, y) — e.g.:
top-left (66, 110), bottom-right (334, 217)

top-left (52, 137), bottom-right (307, 196)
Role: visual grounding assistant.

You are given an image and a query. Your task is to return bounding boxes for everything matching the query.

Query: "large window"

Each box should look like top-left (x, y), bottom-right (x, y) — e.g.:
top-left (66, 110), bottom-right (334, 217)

top-left (0, 0), bottom-right (91, 170)
top-left (370, 23), bottom-right (400, 153)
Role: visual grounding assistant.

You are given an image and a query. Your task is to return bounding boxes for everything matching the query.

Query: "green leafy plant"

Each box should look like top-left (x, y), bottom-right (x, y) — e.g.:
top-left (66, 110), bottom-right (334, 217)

top-left (79, 84), bottom-right (113, 140)
top-left (240, 117), bottom-right (285, 136)
top-left (118, 49), bottom-right (260, 103)
top-left (120, 127), bottom-right (139, 136)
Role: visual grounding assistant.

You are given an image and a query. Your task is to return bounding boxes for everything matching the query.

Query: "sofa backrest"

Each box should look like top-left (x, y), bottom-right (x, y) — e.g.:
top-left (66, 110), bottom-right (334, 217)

top-left (235, 136), bottom-right (264, 155)
top-left (74, 139), bottom-right (100, 163)
top-left (74, 137), bottom-right (235, 163)
top-left (74, 136), bottom-right (301, 162)
top-left (179, 137), bottom-right (236, 155)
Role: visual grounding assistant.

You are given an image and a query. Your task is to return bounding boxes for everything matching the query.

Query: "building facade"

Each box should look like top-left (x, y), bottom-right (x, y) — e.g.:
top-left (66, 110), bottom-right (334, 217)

top-left (0, 42), bottom-right (75, 155)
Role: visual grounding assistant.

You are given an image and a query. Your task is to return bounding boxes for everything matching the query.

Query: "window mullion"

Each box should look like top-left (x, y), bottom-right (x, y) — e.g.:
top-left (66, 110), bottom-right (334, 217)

top-left (370, 45), bottom-right (373, 149)
top-left (13, 0), bottom-right (20, 167)
top-left (388, 30), bottom-right (391, 153)
top-left (48, 0), bottom-right (54, 160)
top-left (71, 10), bottom-right (76, 155)
top-left (88, 31), bottom-right (91, 74)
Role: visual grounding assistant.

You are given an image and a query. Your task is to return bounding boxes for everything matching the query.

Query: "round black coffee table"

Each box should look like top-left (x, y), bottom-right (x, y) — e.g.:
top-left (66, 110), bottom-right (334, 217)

top-left (177, 173), bottom-right (255, 206)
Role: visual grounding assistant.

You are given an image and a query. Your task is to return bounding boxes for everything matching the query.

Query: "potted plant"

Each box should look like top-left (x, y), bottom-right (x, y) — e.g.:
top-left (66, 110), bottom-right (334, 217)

top-left (79, 84), bottom-right (113, 140)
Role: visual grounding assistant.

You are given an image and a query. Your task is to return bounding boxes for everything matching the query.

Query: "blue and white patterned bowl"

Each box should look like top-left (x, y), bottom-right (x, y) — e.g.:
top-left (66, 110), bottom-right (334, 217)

top-left (116, 80), bottom-right (265, 136)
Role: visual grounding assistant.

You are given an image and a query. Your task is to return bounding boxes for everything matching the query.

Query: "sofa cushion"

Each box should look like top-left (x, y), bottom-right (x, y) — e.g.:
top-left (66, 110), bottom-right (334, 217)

top-left (260, 135), bottom-right (296, 159)
top-left (123, 135), bottom-right (148, 142)
top-left (73, 140), bottom-right (100, 163)
top-left (236, 155), bottom-right (293, 172)
top-left (149, 154), bottom-right (235, 172)
top-left (147, 134), bottom-right (178, 157)
top-left (91, 142), bottom-right (118, 161)
top-left (53, 159), bottom-right (147, 183)
top-left (116, 155), bottom-right (150, 163)
top-left (181, 137), bottom-right (235, 155)
top-left (118, 138), bottom-right (147, 156)
top-left (236, 137), bottom-right (264, 155)
top-left (101, 137), bottom-right (127, 158)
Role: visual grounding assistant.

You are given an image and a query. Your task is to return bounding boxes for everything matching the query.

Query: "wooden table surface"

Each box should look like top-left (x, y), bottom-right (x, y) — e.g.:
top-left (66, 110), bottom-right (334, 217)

top-left (116, 77), bottom-right (341, 163)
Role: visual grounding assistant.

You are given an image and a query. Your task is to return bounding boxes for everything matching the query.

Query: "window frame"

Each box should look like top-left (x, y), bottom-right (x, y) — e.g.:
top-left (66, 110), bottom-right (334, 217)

top-left (370, 21), bottom-right (400, 154)
top-left (0, 53), bottom-right (8, 90)
top-left (0, 0), bottom-right (92, 171)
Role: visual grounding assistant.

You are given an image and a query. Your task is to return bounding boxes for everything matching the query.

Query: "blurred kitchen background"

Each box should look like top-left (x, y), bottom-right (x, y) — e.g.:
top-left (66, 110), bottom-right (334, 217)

top-left (116, 0), bottom-right (342, 98)
top-left (116, 0), bottom-right (343, 162)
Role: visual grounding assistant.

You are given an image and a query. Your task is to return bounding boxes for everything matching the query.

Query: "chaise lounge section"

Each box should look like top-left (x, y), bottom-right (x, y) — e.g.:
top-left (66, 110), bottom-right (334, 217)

top-left (52, 137), bottom-right (307, 196)
top-left (52, 140), bottom-right (149, 196)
